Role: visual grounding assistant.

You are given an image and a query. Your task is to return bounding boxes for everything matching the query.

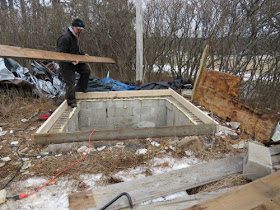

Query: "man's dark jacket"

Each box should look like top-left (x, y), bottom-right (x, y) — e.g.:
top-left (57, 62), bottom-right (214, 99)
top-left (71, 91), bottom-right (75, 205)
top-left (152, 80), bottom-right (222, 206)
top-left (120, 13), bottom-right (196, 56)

top-left (57, 28), bottom-right (85, 55)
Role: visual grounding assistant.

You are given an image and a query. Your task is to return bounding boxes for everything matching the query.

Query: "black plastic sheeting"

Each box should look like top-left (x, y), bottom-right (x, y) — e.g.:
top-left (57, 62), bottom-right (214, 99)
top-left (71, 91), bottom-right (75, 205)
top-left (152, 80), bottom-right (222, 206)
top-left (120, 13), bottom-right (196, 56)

top-left (136, 79), bottom-right (192, 90)
top-left (87, 77), bottom-right (115, 92)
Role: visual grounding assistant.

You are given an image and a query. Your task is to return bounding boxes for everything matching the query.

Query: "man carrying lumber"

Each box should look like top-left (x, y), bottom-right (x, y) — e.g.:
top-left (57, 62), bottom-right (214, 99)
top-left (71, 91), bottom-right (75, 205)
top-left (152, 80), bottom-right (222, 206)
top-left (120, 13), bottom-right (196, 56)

top-left (57, 18), bottom-right (90, 108)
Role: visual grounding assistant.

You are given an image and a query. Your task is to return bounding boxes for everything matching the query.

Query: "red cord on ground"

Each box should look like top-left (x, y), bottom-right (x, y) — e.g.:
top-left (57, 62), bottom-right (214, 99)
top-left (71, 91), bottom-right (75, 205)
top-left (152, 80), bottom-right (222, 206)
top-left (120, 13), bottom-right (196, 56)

top-left (16, 129), bottom-right (97, 200)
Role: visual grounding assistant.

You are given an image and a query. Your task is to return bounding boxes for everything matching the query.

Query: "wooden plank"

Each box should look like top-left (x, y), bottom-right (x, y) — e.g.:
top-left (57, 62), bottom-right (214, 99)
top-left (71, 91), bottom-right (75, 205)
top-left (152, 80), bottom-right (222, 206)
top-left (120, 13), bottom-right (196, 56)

top-left (170, 89), bottom-right (218, 125)
top-left (68, 148), bottom-right (279, 210)
top-left (34, 124), bottom-right (216, 144)
top-left (191, 45), bottom-right (209, 102)
top-left (0, 44), bottom-right (116, 64)
top-left (35, 100), bottom-right (68, 134)
top-left (186, 171), bottom-right (280, 210)
top-left (69, 154), bottom-right (244, 209)
top-left (271, 154), bottom-right (280, 163)
top-left (269, 145), bottom-right (280, 156)
top-left (122, 187), bottom-right (239, 210)
top-left (68, 190), bottom-right (96, 210)
top-left (75, 89), bottom-right (172, 100)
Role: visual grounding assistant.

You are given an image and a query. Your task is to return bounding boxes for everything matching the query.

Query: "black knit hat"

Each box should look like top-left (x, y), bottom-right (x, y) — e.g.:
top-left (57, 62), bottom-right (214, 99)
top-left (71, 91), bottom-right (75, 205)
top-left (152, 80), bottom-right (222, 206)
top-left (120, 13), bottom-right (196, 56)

top-left (72, 19), bottom-right (85, 29)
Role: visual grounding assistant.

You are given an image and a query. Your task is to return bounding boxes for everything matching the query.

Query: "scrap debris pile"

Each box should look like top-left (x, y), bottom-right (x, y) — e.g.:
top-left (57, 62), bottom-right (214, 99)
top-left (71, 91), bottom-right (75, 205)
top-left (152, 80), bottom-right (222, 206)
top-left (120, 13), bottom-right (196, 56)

top-left (0, 58), bottom-right (65, 98)
top-left (0, 58), bottom-right (191, 98)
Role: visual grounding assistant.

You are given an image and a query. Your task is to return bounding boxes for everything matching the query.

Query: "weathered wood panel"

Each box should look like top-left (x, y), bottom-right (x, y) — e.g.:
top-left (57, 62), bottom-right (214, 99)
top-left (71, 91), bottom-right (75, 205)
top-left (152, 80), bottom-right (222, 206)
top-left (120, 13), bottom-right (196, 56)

top-left (192, 68), bottom-right (279, 142)
top-left (186, 171), bottom-right (280, 210)
top-left (68, 154), bottom-right (244, 210)
top-left (69, 190), bottom-right (96, 210)
top-left (0, 44), bottom-right (115, 64)
top-left (122, 187), bottom-right (239, 210)
top-left (199, 68), bottom-right (242, 97)
top-left (68, 147), bottom-right (279, 210)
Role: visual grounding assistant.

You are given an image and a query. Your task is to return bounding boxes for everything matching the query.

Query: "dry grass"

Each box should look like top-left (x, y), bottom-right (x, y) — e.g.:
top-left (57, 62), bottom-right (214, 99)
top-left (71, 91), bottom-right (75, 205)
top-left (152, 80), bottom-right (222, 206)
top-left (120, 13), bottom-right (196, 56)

top-left (187, 174), bottom-right (249, 195)
top-left (0, 87), bottom-right (57, 127)
top-left (0, 87), bottom-right (245, 192)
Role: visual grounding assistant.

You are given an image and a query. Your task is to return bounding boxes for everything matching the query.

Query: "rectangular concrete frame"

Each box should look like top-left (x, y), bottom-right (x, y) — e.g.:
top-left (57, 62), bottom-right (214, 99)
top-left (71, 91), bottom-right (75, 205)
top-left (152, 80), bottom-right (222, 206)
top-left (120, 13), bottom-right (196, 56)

top-left (34, 89), bottom-right (218, 144)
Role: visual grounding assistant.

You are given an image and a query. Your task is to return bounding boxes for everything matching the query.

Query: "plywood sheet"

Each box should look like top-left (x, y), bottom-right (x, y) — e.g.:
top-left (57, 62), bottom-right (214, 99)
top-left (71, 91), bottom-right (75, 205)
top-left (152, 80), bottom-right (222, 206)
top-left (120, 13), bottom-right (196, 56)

top-left (192, 68), bottom-right (279, 142)
top-left (199, 68), bottom-right (242, 97)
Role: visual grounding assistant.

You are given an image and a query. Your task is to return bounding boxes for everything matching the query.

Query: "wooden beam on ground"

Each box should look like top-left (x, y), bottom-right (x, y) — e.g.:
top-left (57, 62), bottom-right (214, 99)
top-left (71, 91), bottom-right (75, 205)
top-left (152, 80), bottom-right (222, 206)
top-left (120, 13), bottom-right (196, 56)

top-left (186, 171), bottom-right (280, 210)
top-left (270, 145), bottom-right (280, 156)
top-left (34, 124), bottom-right (216, 144)
top-left (0, 44), bottom-right (116, 64)
top-left (68, 147), bottom-right (279, 210)
top-left (68, 154), bottom-right (244, 210)
top-left (122, 187), bottom-right (239, 210)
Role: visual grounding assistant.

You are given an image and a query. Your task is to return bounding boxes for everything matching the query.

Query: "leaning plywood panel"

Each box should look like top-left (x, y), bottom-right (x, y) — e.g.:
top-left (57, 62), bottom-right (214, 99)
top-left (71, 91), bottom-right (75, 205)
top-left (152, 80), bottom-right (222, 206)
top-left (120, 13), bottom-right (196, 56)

top-left (0, 45), bottom-right (115, 64)
top-left (192, 67), bottom-right (279, 142)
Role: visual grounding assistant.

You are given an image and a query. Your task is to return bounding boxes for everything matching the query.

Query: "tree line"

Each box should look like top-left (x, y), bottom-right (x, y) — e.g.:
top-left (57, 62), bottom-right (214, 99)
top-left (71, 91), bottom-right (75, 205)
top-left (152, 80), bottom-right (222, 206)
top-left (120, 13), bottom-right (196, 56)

top-left (0, 0), bottom-right (279, 111)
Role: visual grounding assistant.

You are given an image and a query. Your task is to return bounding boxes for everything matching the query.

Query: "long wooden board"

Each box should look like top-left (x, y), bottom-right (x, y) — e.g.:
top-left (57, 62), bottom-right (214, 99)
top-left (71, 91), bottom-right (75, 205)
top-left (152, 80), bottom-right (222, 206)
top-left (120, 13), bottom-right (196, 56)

top-left (69, 154), bottom-right (244, 209)
top-left (35, 100), bottom-right (68, 134)
top-left (122, 187), bottom-right (239, 210)
top-left (171, 90), bottom-right (218, 125)
top-left (186, 171), bottom-right (280, 210)
top-left (0, 44), bottom-right (115, 64)
top-left (34, 124), bottom-right (216, 144)
top-left (75, 89), bottom-right (172, 99)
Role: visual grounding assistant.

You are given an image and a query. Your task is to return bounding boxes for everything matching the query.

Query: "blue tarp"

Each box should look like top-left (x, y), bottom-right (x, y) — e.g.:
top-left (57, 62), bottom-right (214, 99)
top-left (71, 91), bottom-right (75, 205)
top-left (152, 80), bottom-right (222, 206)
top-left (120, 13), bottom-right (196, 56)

top-left (101, 77), bottom-right (136, 91)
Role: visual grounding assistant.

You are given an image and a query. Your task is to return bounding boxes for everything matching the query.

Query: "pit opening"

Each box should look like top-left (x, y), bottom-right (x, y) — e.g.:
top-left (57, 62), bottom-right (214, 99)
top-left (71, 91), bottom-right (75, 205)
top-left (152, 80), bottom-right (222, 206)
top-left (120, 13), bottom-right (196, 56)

top-left (64, 98), bottom-right (194, 132)
top-left (34, 89), bottom-right (218, 144)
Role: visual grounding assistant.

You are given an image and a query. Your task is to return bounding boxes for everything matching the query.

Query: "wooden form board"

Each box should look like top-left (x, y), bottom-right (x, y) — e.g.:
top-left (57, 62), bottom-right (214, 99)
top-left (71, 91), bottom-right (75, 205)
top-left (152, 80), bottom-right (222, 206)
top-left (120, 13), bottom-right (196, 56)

top-left (35, 100), bottom-right (68, 134)
top-left (186, 171), bottom-right (280, 210)
top-left (34, 124), bottom-right (216, 144)
top-left (68, 154), bottom-right (244, 210)
top-left (34, 89), bottom-right (218, 144)
top-left (192, 67), bottom-right (279, 142)
top-left (75, 89), bottom-right (172, 99)
top-left (171, 90), bottom-right (218, 125)
top-left (0, 44), bottom-right (115, 64)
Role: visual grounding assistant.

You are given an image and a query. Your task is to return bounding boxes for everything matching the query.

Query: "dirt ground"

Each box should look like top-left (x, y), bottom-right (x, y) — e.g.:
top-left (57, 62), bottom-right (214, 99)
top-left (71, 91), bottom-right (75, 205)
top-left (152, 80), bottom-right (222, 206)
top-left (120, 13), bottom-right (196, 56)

top-left (0, 87), bottom-right (249, 197)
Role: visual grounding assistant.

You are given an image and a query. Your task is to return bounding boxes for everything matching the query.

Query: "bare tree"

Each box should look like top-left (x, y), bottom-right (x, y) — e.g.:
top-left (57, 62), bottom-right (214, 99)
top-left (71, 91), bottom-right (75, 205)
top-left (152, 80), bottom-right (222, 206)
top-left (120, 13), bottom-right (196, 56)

top-left (0, 0), bottom-right (278, 110)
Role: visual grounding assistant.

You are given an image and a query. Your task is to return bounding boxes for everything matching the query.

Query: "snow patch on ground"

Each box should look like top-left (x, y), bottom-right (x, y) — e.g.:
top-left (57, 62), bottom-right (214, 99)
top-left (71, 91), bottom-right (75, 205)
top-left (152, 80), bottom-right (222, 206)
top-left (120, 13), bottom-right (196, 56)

top-left (1, 155), bottom-right (200, 209)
